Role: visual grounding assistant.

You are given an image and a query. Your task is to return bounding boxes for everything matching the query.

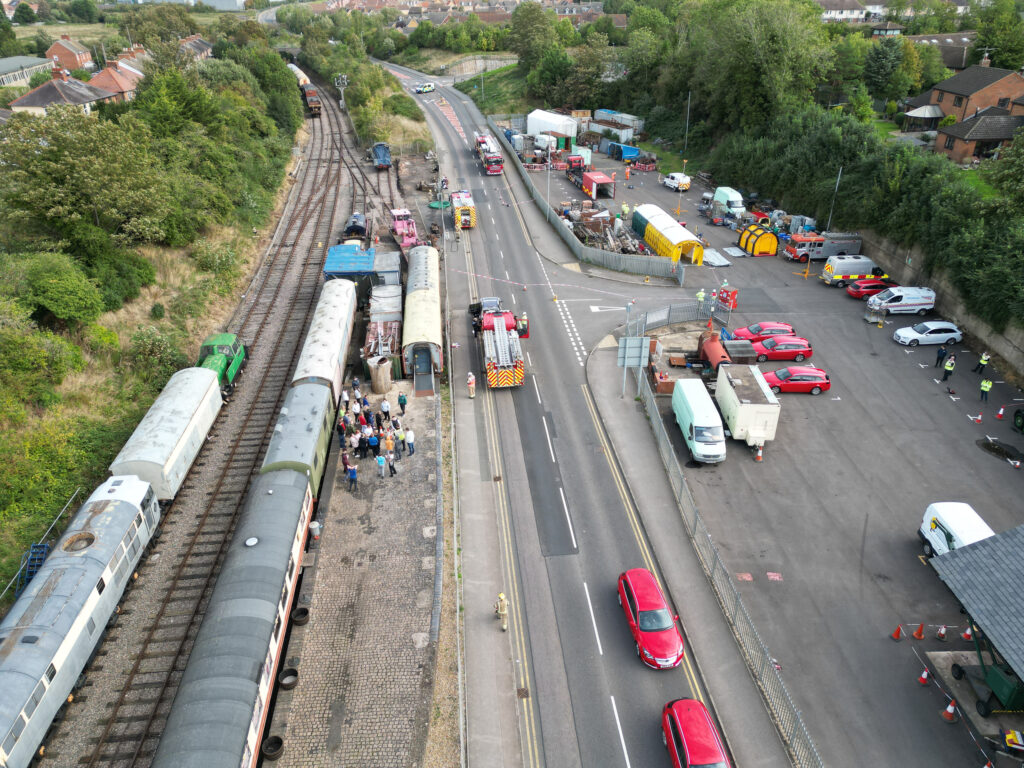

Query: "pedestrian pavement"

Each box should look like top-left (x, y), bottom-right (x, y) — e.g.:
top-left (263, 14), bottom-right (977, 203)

top-left (586, 338), bottom-right (793, 768)
top-left (267, 379), bottom-right (439, 768)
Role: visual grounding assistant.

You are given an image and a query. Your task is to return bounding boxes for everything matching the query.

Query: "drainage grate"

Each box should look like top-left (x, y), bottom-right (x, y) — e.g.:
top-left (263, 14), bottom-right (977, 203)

top-left (517, 687), bottom-right (530, 699)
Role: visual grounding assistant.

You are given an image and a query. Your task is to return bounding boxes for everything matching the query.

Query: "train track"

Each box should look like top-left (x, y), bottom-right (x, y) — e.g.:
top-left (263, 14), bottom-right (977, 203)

top-left (40, 89), bottom-right (356, 768)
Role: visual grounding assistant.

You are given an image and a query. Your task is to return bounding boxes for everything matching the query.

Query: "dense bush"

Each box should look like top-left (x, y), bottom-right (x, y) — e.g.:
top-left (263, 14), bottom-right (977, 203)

top-left (384, 93), bottom-right (425, 122)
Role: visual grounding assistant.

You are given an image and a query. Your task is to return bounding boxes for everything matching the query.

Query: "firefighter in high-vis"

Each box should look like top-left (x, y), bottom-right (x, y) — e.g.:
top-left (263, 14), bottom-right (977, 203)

top-left (467, 371), bottom-right (476, 399)
top-left (494, 593), bottom-right (508, 631)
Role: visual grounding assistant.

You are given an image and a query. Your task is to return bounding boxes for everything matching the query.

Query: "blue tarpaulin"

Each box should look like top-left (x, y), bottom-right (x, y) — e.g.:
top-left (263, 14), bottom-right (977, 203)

top-left (607, 142), bottom-right (640, 161)
top-left (324, 244), bottom-right (375, 280)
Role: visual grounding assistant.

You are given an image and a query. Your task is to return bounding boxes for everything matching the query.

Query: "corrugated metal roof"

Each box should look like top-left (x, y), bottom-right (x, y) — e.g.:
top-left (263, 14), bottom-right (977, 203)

top-left (373, 249), bottom-right (401, 274)
top-left (324, 243), bottom-right (375, 275)
top-left (931, 525), bottom-right (1024, 677)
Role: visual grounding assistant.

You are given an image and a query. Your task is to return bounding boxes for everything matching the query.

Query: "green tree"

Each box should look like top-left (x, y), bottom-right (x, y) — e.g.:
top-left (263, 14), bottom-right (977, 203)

top-left (863, 37), bottom-right (901, 97)
top-left (18, 252), bottom-right (104, 327)
top-left (0, 107), bottom-right (169, 242)
top-left (625, 28), bottom-right (662, 87)
top-left (34, 0), bottom-right (51, 21)
top-left (682, 0), bottom-right (832, 133)
top-left (0, 14), bottom-right (21, 57)
top-left (12, 3), bottom-right (36, 24)
top-left (847, 83), bottom-right (874, 122)
top-left (28, 70), bottom-right (51, 89)
top-left (554, 18), bottom-right (580, 48)
top-left (971, 0), bottom-right (1024, 69)
top-left (627, 5), bottom-right (670, 35)
top-left (70, 68), bottom-right (91, 82)
top-left (918, 43), bottom-right (951, 88)
top-left (68, 0), bottom-right (98, 23)
top-left (983, 128), bottom-right (1024, 208)
top-left (509, 2), bottom-right (558, 70)
top-left (526, 44), bottom-right (572, 100)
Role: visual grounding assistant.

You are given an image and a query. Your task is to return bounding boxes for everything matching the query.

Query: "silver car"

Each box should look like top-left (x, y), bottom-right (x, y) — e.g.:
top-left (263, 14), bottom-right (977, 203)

top-left (892, 321), bottom-right (963, 346)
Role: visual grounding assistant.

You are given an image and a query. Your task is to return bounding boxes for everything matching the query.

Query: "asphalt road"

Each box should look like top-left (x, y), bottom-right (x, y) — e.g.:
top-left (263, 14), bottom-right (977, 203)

top-left (612, 174), bottom-right (1024, 765)
top-left (389, 68), bottom-right (728, 768)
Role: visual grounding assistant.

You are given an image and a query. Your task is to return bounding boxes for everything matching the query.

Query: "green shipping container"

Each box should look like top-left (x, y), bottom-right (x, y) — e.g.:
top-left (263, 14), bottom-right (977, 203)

top-left (631, 209), bottom-right (651, 239)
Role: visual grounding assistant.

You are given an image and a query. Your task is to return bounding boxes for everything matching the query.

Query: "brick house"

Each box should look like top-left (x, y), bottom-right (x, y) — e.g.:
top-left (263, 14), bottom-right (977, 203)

top-left (815, 0), bottom-right (867, 23)
top-left (9, 68), bottom-right (115, 115)
top-left (89, 63), bottom-right (140, 102)
top-left (928, 59), bottom-right (1024, 121)
top-left (936, 108), bottom-right (1024, 163)
top-left (178, 35), bottom-right (213, 61)
top-left (45, 35), bottom-right (94, 72)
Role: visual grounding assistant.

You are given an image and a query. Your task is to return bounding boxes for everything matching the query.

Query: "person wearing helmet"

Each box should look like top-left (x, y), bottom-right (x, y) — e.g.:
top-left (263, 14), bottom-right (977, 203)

top-left (494, 592), bottom-right (508, 631)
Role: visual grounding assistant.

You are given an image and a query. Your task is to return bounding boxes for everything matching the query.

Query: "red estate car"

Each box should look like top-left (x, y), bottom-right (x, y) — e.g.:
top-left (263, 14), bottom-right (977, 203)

top-left (662, 698), bottom-right (732, 768)
top-left (617, 568), bottom-right (685, 669)
top-left (732, 321), bottom-right (796, 342)
top-left (845, 278), bottom-right (899, 299)
top-left (752, 336), bottom-right (813, 362)
top-left (762, 366), bottom-right (831, 395)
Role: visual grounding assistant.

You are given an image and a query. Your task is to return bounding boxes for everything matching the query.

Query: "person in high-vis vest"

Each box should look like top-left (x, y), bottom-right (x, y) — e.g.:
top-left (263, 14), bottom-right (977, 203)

top-left (942, 355), bottom-right (956, 382)
top-left (695, 288), bottom-right (706, 304)
top-left (494, 593), bottom-right (508, 631)
top-left (980, 378), bottom-right (993, 402)
top-left (973, 352), bottom-right (991, 374)
top-left (467, 371), bottom-right (476, 399)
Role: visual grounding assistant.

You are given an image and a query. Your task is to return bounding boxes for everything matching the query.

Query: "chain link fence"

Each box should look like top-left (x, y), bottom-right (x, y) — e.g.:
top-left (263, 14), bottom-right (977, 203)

top-left (487, 115), bottom-right (685, 286)
top-left (626, 303), bottom-right (823, 768)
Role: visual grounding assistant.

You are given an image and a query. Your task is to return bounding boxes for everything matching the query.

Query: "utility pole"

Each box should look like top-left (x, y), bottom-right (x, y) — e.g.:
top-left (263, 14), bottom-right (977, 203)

top-left (825, 165), bottom-right (843, 232)
top-left (683, 91), bottom-right (691, 155)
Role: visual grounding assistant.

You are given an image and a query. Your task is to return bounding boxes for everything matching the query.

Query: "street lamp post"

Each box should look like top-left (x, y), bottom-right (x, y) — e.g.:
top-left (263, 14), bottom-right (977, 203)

top-left (546, 154), bottom-right (551, 223)
top-left (621, 299), bottom-right (636, 397)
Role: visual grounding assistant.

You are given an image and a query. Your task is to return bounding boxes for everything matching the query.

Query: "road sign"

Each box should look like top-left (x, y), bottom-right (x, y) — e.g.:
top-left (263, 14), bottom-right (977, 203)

top-left (617, 336), bottom-right (650, 368)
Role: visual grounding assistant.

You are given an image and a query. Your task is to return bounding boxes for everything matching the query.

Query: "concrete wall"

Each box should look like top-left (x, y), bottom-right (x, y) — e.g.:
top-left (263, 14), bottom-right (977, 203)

top-left (860, 229), bottom-right (1024, 378)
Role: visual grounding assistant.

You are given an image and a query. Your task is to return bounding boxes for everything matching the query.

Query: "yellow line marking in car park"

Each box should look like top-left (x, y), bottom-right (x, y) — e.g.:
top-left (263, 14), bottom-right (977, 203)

top-left (582, 383), bottom-right (705, 701)
top-left (464, 227), bottom-right (542, 766)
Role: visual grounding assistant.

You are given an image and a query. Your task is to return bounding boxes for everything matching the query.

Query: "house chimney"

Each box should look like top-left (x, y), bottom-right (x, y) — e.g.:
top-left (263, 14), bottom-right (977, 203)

top-left (51, 67), bottom-right (67, 81)
top-left (980, 53), bottom-right (990, 67)
top-left (61, 34), bottom-right (71, 40)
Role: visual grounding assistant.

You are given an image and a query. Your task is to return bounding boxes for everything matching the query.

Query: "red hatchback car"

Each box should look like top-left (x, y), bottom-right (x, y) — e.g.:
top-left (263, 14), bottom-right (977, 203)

top-left (732, 321), bottom-right (795, 342)
top-left (617, 568), bottom-right (685, 669)
top-left (752, 336), bottom-right (813, 362)
top-left (762, 366), bottom-right (831, 395)
top-left (662, 698), bottom-right (732, 768)
top-left (845, 278), bottom-right (899, 299)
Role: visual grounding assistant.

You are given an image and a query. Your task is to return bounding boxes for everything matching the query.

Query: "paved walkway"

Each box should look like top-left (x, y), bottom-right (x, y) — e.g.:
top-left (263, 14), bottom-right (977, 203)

top-left (270, 380), bottom-right (439, 768)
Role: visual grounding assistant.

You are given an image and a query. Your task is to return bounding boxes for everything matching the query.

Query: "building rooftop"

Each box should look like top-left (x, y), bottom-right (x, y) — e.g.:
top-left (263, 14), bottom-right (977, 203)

top-left (10, 72), bottom-right (115, 108)
top-left (0, 55), bottom-right (49, 76)
top-left (940, 111), bottom-right (1024, 142)
top-left (934, 63), bottom-right (1021, 96)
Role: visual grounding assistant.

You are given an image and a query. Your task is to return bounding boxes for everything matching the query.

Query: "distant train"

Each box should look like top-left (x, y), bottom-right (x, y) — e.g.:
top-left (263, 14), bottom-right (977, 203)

top-left (287, 62), bottom-right (321, 117)
top-left (344, 212), bottom-right (367, 238)
top-left (371, 141), bottom-right (392, 170)
top-left (151, 279), bottom-right (357, 768)
top-left (286, 62), bottom-right (309, 87)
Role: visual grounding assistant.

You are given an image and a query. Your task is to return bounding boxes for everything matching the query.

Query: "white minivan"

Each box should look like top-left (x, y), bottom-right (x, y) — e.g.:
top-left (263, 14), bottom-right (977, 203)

top-left (672, 379), bottom-right (726, 464)
top-left (662, 173), bottom-right (691, 191)
top-left (918, 502), bottom-right (994, 557)
top-left (867, 286), bottom-right (936, 315)
top-left (712, 187), bottom-right (745, 218)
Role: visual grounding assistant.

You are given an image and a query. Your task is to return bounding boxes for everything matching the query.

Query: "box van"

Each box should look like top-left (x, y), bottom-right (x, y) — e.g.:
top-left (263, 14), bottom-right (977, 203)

top-left (918, 502), bottom-right (994, 557)
top-left (819, 255), bottom-right (885, 287)
top-left (867, 286), bottom-right (935, 315)
top-left (672, 379), bottom-right (726, 464)
top-left (712, 187), bottom-right (745, 218)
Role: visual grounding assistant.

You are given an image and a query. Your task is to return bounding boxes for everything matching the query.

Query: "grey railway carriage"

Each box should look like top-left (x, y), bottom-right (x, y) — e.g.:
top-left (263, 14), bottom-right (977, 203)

top-left (150, 470), bottom-right (314, 768)
top-left (290, 278), bottom-right (356, 406)
top-left (108, 367), bottom-right (223, 501)
top-left (0, 476), bottom-right (161, 768)
top-left (260, 383), bottom-right (336, 497)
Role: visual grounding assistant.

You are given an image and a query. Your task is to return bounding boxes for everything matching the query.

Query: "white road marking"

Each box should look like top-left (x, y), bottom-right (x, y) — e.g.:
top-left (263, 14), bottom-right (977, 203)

top-left (505, 269), bottom-right (510, 280)
top-left (582, 581), bottom-right (601, 653)
top-left (590, 306), bottom-right (626, 312)
top-left (541, 415), bottom-right (556, 462)
top-left (531, 375), bottom-right (541, 404)
top-left (511, 293), bottom-right (517, 305)
top-left (499, 250), bottom-right (504, 259)
top-left (609, 696), bottom-right (632, 768)
top-left (527, 351), bottom-right (533, 366)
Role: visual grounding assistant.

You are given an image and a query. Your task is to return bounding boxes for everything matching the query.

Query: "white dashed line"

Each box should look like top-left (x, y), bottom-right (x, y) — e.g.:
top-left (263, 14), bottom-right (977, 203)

top-left (541, 415), bottom-right (556, 462)
top-left (610, 696), bottom-right (632, 768)
top-left (582, 581), bottom-right (600, 652)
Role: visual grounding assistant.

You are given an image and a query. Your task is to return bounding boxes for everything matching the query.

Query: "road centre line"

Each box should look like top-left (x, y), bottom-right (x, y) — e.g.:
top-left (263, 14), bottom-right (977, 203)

top-left (609, 696), bottom-right (632, 768)
top-left (582, 581), bottom-right (601, 654)
top-left (560, 487), bottom-right (577, 550)
top-left (531, 375), bottom-right (541, 405)
top-left (541, 415), bottom-right (556, 463)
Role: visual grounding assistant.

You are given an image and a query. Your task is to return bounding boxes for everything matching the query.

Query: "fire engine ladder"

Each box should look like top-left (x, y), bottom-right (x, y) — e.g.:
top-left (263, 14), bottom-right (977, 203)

top-left (487, 325), bottom-right (513, 369)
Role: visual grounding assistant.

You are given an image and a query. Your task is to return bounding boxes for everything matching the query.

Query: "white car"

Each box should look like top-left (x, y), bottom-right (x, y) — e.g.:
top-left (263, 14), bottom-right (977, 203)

top-left (662, 172), bottom-right (691, 191)
top-left (415, 82), bottom-right (435, 94)
top-left (892, 321), bottom-right (963, 346)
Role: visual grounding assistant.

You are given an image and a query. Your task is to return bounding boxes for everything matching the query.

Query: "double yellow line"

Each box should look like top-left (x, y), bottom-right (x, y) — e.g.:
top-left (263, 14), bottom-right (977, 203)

top-left (581, 384), bottom-right (705, 700)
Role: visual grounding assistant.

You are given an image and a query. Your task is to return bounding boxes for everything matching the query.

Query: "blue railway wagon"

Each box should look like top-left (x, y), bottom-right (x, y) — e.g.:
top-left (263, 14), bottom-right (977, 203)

top-left (0, 476), bottom-right (162, 768)
top-left (149, 470), bottom-right (314, 768)
top-left (371, 141), bottom-right (391, 170)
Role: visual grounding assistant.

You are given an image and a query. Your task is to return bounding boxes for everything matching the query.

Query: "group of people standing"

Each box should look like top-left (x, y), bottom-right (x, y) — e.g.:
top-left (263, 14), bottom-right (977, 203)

top-left (936, 346), bottom-right (994, 400)
top-left (336, 378), bottom-right (416, 491)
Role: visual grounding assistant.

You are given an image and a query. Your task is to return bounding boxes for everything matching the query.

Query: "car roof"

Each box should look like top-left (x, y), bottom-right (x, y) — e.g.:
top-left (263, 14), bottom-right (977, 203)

top-left (777, 366), bottom-right (826, 376)
top-left (622, 568), bottom-right (666, 610)
top-left (747, 321), bottom-right (790, 329)
top-left (760, 335), bottom-right (808, 344)
top-left (668, 699), bottom-right (728, 764)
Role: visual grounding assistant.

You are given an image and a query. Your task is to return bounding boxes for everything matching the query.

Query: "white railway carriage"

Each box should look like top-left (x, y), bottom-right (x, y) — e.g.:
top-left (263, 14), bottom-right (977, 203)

top-left (0, 476), bottom-right (161, 768)
top-left (286, 62), bottom-right (309, 87)
top-left (150, 471), bottom-right (314, 768)
top-left (109, 368), bottom-right (223, 501)
top-left (290, 279), bottom-right (357, 406)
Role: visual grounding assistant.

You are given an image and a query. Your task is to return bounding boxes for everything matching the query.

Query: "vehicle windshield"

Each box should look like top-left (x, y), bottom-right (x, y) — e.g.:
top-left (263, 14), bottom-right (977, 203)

top-left (911, 323), bottom-right (930, 334)
top-left (694, 425), bottom-right (724, 443)
top-left (637, 608), bottom-right (674, 632)
top-left (747, 323), bottom-right (762, 334)
top-left (774, 368), bottom-right (793, 381)
top-left (691, 762), bottom-right (728, 768)
top-left (762, 338), bottom-right (778, 350)
top-left (875, 289), bottom-right (894, 301)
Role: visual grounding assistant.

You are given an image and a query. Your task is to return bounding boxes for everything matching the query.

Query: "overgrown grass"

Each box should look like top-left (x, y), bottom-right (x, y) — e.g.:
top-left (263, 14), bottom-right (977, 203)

top-left (962, 168), bottom-right (998, 199)
top-left (872, 118), bottom-right (899, 141)
top-left (634, 140), bottom-right (709, 176)
top-left (453, 63), bottom-right (531, 115)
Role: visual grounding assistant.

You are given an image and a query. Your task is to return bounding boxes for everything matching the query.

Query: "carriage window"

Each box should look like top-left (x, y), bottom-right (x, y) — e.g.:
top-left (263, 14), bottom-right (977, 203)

top-left (273, 616), bottom-right (281, 641)
top-left (24, 681), bottom-right (45, 718)
top-left (87, 618), bottom-right (97, 636)
top-left (46, 664), bottom-right (57, 682)
top-left (96, 578), bottom-right (106, 595)
top-left (3, 728), bottom-right (17, 754)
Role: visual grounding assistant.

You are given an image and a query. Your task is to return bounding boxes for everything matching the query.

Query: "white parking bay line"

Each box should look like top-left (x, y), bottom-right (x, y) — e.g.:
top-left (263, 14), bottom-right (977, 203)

top-left (582, 581), bottom-right (601, 654)
top-left (560, 487), bottom-right (577, 549)
top-left (609, 696), bottom-right (632, 768)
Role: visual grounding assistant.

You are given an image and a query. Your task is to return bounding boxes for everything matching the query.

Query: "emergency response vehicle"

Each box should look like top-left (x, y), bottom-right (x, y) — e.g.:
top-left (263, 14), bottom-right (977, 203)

top-left (473, 132), bottom-right (504, 175)
top-left (451, 190), bottom-right (477, 228)
top-left (469, 297), bottom-right (529, 388)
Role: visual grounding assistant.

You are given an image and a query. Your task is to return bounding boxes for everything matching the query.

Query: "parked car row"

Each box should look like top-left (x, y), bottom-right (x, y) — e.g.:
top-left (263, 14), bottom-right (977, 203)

top-left (733, 322), bottom-right (827, 395)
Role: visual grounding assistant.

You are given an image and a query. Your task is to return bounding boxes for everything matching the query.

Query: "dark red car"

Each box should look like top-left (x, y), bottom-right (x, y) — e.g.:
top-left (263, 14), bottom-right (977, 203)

top-left (762, 366), bottom-right (831, 395)
top-left (752, 336), bottom-right (813, 362)
top-left (845, 278), bottom-right (899, 299)
top-left (617, 568), bottom-right (684, 669)
top-left (662, 698), bottom-right (732, 768)
top-left (732, 321), bottom-right (795, 342)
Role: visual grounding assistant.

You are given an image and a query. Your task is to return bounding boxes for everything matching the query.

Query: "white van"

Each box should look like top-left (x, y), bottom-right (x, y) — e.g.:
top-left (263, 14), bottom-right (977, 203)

top-left (918, 502), bottom-right (994, 557)
top-left (819, 254), bottom-right (885, 287)
top-left (867, 287), bottom-right (935, 315)
top-left (672, 379), bottom-right (726, 464)
top-left (712, 187), bottom-right (745, 218)
top-left (663, 173), bottom-right (691, 191)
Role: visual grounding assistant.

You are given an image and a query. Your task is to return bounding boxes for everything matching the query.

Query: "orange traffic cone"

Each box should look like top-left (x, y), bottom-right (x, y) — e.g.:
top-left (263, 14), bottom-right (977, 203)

top-left (891, 624), bottom-right (904, 641)
top-left (996, 406), bottom-right (1005, 420)
top-left (936, 625), bottom-right (948, 641)
top-left (754, 445), bottom-right (763, 462)
top-left (918, 668), bottom-right (930, 686)
top-left (962, 626), bottom-right (974, 641)
top-left (913, 623), bottom-right (925, 640)
top-left (941, 700), bottom-right (958, 722)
